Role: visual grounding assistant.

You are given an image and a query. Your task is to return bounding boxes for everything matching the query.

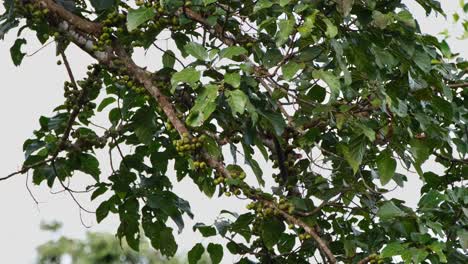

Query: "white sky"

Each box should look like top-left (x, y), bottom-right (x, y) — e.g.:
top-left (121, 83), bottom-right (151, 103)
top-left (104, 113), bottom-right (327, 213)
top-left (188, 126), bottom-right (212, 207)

top-left (0, 1), bottom-right (466, 263)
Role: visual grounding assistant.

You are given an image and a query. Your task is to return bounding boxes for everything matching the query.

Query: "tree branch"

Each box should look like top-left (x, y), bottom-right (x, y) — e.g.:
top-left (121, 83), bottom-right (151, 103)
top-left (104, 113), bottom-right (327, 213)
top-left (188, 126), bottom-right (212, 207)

top-left (22, 2), bottom-right (337, 261)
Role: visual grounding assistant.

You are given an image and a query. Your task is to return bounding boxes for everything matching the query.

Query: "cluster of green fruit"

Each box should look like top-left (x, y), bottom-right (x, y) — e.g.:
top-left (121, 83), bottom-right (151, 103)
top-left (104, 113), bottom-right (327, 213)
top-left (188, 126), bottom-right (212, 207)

top-left (71, 130), bottom-right (106, 149)
top-left (110, 72), bottom-right (151, 100)
top-left (92, 12), bottom-right (126, 51)
top-left (368, 254), bottom-right (384, 264)
top-left (192, 160), bottom-right (207, 170)
top-left (214, 170), bottom-right (246, 185)
top-left (278, 197), bottom-right (295, 214)
top-left (223, 188), bottom-right (242, 197)
top-left (173, 133), bottom-right (205, 156)
top-left (247, 201), bottom-right (279, 217)
top-left (16, 1), bottom-right (48, 24)
top-left (298, 232), bottom-right (312, 241)
top-left (132, 0), bottom-right (195, 35)
top-left (272, 150), bottom-right (300, 185)
top-left (63, 65), bottom-right (101, 113)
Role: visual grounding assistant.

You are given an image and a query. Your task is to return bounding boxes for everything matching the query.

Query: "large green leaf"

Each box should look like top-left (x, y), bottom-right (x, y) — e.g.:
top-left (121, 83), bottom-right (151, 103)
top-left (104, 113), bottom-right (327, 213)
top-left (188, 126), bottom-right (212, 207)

top-left (186, 84), bottom-right (218, 127)
top-left (171, 67), bottom-right (201, 88)
top-left (127, 7), bottom-right (155, 31)
top-left (312, 70), bottom-right (341, 101)
top-left (226, 89), bottom-right (248, 116)
top-left (276, 17), bottom-right (295, 47)
top-left (377, 201), bottom-right (406, 221)
top-left (184, 42), bottom-right (208, 61)
top-left (262, 217), bottom-right (285, 249)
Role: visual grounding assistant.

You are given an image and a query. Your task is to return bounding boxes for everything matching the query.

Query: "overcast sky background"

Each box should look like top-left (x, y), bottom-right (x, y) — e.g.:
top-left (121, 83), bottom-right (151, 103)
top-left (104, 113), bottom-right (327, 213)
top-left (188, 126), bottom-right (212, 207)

top-left (0, 1), bottom-right (466, 263)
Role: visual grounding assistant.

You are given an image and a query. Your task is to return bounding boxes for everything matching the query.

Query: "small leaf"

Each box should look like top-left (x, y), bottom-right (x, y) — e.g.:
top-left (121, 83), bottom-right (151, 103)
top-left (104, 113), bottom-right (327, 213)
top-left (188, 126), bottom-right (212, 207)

top-left (97, 97), bottom-right (116, 112)
top-left (339, 136), bottom-right (366, 174)
top-left (219, 46), bottom-right (247, 59)
top-left (207, 243), bottom-right (223, 264)
top-left (184, 42), bottom-right (208, 61)
top-left (377, 201), bottom-right (406, 220)
top-left (10, 38), bottom-right (26, 66)
top-left (188, 243), bottom-right (204, 264)
top-left (376, 150), bottom-right (397, 185)
top-left (162, 50), bottom-right (176, 68)
top-left (282, 61), bottom-right (303, 80)
top-left (127, 7), bottom-right (155, 31)
top-left (323, 18), bottom-right (338, 38)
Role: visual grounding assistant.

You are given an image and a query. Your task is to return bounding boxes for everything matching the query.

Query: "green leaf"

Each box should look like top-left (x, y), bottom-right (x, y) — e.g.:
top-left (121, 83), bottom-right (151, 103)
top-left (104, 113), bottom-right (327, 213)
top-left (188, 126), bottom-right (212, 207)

top-left (127, 7), bottom-right (155, 32)
top-left (207, 243), bottom-right (223, 264)
top-left (262, 217), bottom-right (285, 249)
top-left (133, 107), bottom-right (156, 145)
top-left (90, 0), bottom-right (115, 11)
top-left (381, 242), bottom-right (407, 258)
top-left (96, 200), bottom-right (110, 223)
top-left (186, 84), bottom-right (218, 127)
top-left (224, 72), bottom-right (241, 88)
top-left (372, 11), bottom-right (394, 29)
top-left (282, 61), bottom-right (303, 80)
top-left (226, 89), bottom-right (248, 116)
top-left (376, 150), bottom-right (397, 185)
top-left (219, 46), bottom-right (247, 59)
top-left (259, 111), bottom-right (287, 136)
top-left (312, 70), bottom-right (341, 101)
top-left (254, 0), bottom-right (274, 12)
top-left (10, 38), bottom-right (26, 66)
top-left (323, 17), bottom-right (338, 38)
top-left (97, 97), bottom-right (116, 112)
top-left (377, 201), bottom-right (406, 221)
top-left (276, 17), bottom-right (295, 47)
top-left (339, 136), bottom-right (366, 174)
top-left (184, 42), bottom-right (208, 61)
top-left (428, 242), bottom-right (447, 263)
top-left (193, 223), bottom-right (217, 237)
top-left (171, 67), bottom-right (200, 88)
top-left (297, 11), bottom-right (318, 37)
top-left (78, 154), bottom-right (101, 181)
top-left (188, 243), bottom-right (204, 264)
top-left (159, 228), bottom-right (178, 256)
top-left (162, 50), bottom-right (176, 68)
top-left (413, 49), bottom-right (431, 73)
top-left (457, 229), bottom-right (468, 250)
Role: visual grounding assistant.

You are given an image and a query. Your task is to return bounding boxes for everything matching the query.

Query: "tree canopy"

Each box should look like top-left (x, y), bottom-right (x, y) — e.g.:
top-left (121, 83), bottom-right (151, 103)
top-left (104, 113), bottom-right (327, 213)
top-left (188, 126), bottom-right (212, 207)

top-left (1, 0), bottom-right (467, 263)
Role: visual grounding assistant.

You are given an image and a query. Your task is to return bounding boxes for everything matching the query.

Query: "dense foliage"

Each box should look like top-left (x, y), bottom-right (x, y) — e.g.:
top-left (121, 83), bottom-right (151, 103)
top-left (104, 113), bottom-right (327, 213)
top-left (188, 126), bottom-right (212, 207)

top-left (1, 0), bottom-right (467, 263)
